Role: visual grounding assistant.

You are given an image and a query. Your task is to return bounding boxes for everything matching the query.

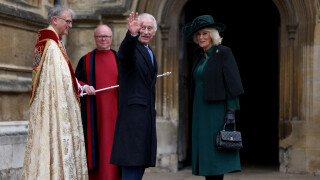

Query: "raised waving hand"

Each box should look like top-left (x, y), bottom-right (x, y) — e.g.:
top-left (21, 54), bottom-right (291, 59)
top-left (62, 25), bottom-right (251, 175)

top-left (127, 12), bottom-right (142, 36)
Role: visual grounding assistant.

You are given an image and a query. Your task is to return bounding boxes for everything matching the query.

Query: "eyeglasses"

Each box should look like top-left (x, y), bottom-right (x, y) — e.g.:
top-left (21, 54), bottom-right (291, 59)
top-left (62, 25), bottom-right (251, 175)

top-left (95, 36), bottom-right (112, 40)
top-left (141, 26), bottom-right (154, 32)
top-left (56, 17), bottom-right (72, 24)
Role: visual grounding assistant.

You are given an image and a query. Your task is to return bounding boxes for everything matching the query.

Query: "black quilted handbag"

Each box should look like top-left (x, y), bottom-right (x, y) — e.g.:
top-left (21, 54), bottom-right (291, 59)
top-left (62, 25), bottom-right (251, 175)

top-left (216, 121), bottom-right (243, 150)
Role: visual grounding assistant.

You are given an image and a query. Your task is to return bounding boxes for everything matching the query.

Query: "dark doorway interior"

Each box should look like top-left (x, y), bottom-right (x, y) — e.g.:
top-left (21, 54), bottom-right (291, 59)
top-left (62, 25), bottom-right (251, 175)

top-left (178, 0), bottom-right (280, 168)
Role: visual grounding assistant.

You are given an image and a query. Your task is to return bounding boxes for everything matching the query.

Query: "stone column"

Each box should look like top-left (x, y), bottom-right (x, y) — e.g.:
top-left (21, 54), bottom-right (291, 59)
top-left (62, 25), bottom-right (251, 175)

top-left (158, 24), bottom-right (170, 117)
top-left (279, 23), bottom-right (298, 173)
top-left (154, 24), bottom-right (178, 172)
top-left (54, 0), bottom-right (62, 6)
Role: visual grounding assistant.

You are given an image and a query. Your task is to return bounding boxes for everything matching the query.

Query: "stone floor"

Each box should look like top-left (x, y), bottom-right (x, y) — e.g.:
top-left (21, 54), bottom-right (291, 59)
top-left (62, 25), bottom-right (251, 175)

top-left (143, 165), bottom-right (319, 180)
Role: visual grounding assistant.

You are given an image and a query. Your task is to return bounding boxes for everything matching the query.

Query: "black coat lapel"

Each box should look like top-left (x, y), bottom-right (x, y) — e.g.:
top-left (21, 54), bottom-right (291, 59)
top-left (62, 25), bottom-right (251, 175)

top-left (137, 42), bottom-right (154, 73)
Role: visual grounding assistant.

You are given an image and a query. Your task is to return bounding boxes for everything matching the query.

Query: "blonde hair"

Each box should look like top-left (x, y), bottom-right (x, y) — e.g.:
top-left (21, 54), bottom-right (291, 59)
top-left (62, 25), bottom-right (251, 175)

top-left (193, 28), bottom-right (223, 46)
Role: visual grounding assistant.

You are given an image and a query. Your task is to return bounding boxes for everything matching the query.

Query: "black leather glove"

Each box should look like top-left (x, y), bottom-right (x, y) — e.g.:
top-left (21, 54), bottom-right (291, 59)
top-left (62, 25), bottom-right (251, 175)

top-left (225, 109), bottom-right (235, 124)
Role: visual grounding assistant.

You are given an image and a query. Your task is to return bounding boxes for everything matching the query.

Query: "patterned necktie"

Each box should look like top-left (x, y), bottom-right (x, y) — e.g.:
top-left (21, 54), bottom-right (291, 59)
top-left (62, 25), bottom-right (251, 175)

top-left (145, 46), bottom-right (154, 66)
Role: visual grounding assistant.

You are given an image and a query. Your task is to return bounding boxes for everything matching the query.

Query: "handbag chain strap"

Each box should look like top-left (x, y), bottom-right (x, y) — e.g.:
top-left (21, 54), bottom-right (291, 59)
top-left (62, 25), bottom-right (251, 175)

top-left (222, 120), bottom-right (236, 131)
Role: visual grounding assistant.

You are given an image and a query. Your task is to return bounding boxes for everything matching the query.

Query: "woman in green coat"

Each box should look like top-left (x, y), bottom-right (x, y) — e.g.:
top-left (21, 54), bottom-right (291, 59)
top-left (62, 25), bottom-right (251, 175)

top-left (182, 15), bottom-right (244, 180)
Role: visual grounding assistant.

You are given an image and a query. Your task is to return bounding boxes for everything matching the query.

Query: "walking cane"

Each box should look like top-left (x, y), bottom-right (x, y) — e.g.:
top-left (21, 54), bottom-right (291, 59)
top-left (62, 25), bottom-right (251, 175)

top-left (82, 72), bottom-right (171, 96)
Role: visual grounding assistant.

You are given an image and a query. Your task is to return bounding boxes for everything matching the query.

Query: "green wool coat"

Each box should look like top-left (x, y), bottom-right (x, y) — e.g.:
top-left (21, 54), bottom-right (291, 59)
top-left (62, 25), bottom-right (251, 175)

top-left (192, 47), bottom-right (241, 176)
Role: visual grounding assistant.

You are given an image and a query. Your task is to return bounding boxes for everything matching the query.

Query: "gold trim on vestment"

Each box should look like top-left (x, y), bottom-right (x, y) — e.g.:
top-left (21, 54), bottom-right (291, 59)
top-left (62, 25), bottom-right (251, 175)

top-left (29, 41), bottom-right (51, 106)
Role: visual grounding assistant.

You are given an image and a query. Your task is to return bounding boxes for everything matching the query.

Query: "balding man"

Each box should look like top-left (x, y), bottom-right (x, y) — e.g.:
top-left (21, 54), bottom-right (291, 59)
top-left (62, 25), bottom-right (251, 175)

top-left (75, 25), bottom-right (120, 180)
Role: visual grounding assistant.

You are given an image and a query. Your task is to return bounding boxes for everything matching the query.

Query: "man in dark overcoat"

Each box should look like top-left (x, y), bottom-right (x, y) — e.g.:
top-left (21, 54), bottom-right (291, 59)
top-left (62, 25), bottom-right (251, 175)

top-left (110, 12), bottom-right (158, 180)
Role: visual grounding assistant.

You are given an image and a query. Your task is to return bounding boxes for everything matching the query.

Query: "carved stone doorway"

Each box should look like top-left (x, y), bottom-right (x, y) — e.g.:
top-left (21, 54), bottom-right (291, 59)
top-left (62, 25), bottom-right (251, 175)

top-left (178, 0), bottom-right (281, 168)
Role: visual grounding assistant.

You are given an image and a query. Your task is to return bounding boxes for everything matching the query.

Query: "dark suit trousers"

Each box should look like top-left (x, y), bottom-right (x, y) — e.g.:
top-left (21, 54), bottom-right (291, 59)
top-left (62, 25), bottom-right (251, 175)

top-left (205, 175), bottom-right (224, 180)
top-left (122, 166), bottom-right (145, 180)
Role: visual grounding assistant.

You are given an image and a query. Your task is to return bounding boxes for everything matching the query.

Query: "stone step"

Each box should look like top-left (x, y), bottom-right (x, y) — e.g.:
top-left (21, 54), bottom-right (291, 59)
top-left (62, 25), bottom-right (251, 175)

top-left (143, 166), bottom-right (319, 180)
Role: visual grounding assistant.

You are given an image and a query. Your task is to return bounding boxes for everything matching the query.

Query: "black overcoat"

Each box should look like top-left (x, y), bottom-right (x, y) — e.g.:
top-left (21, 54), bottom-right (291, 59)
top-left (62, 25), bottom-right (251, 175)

top-left (110, 31), bottom-right (158, 167)
top-left (190, 45), bottom-right (244, 103)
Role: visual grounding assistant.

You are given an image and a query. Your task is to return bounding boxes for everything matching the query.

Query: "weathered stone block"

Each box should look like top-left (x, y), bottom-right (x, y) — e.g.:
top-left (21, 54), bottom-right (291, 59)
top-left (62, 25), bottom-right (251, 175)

top-left (111, 25), bottom-right (128, 50)
top-left (288, 148), bottom-right (307, 173)
top-left (156, 119), bottom-right (177, 154)
top-left (156, 153), bottom-right (178, 172)
top-left (291, 121), bottom-right (306, 149)
top-left (0, 93), bottom-right (29, 122)
top-left (279, 148), bottom-right (289, 173)
top-left (0, 25), bottom-right (37, 67)
top-left (0, 145), bottom-right (12, 170)
top-left (306, 120), bottom-right (320, 149)
top-left (307, 149), bottom-right (320, 175)
top-left (0, 168), bottom-right (22, 180)
top-left (0, 135), bottom-right (27, 146)
top-left (67, 28), bottom-right (96, 67)
top-left (12, 143), bottom-right (26, 168)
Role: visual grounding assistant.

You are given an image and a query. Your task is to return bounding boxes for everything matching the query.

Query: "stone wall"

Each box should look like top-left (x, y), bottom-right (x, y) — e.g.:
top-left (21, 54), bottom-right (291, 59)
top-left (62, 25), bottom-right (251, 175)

top-left (0, 0), bottom-right (48, 122)
top-left (0, 2), bottom-right (48, 179)
top-left (0, 122), bottom-right (28, 179)
top-left (310, 7), bottom-right (320, 175)
top-left (275, 0), bottom-right (320, 175)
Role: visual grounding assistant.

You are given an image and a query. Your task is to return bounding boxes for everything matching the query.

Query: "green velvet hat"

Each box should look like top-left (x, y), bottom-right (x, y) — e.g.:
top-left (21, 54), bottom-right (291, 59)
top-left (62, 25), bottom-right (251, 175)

top-left (182, 15), bottom-right (226, 43)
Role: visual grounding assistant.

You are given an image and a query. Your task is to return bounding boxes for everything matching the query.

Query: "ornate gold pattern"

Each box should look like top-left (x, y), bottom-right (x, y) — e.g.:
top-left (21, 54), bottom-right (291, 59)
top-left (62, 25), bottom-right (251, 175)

top-left (22, 39), bottom-right (88, 180)
top-left (33, 45), bottom-right (43, 67)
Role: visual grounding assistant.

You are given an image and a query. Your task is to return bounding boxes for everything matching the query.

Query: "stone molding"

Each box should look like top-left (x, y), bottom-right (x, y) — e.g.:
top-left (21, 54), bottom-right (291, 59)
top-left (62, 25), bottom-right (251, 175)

top-left (0, 64), bottom-right (32, 73)
top-left (0, 121), bottom-right (28, 137)
top-left (4, 0), bottom-right (39, 8)
top-left (0, 64), bottom-right (32, 93)
top-left (71, 0), bottom-right (136, 17)
top-left (0, 3), bottom-right (46, 25)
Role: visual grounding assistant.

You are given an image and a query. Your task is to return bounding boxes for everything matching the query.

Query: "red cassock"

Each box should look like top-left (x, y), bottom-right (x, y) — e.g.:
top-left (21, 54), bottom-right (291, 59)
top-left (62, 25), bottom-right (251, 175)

top-left (78, 49), bottom-right (120, 180)
top-left (92, 49), bottom-right (120, 180)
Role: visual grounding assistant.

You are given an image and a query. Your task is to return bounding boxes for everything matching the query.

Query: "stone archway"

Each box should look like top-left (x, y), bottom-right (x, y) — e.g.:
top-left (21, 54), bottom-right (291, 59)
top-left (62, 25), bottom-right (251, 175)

top-left (143, 0), bottom-right (320, 174)
top-left (134, 0), bottom-right (320, 174)
top-left (166, 0), bottom-right (281, 167)
top-left (273, 0), bottom-right (318, 174)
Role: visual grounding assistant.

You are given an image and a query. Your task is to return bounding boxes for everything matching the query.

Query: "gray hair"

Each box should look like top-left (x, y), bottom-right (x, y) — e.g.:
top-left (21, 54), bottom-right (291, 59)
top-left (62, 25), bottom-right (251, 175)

top-left (48, 6), bottom-right (75, 24)
top-left (138, 13), bottom-right (157, 32)
top-left (193, 28), bottom-right (223, 46)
